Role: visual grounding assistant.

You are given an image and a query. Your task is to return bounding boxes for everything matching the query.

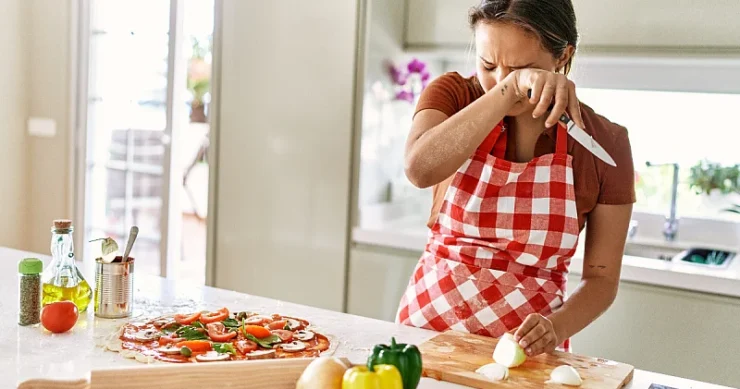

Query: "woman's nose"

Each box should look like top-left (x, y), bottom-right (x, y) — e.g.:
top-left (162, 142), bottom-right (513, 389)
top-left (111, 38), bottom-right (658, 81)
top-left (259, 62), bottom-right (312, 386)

top-left (495, 68), bottom-right (512, 83)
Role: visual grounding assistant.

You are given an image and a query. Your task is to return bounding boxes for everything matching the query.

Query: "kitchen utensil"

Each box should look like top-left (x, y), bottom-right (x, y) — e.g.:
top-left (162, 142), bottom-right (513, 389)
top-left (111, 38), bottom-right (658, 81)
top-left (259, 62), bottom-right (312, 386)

top-left (17, 358), bottom-right (352, 389)
top-left (122, 226), bottom-right (138, 263)
top-left (93, 256), bottom-right (134, 319)
top-left (418, 330), bottom-right (634, 389)
top-left (526, 89), bottom-right (617, 167)
top-left (561, 115), bottom-right (618, 167)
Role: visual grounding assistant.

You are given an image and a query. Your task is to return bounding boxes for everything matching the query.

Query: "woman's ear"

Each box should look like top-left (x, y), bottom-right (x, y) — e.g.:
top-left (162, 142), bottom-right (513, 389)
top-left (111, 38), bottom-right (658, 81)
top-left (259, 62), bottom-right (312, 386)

top-left (557, 45), bottom-right (576, 70)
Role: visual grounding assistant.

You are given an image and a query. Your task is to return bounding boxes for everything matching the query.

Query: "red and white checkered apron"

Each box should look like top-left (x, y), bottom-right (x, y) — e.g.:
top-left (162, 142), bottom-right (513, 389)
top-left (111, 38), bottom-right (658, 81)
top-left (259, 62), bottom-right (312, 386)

top-left (396, 121), bottom-right (579, 351)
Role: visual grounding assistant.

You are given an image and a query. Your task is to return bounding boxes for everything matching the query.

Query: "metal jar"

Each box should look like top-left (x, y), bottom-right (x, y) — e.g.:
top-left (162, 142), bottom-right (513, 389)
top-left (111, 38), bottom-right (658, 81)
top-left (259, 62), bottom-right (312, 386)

top-left (94, 256), bottom-right (134, 318)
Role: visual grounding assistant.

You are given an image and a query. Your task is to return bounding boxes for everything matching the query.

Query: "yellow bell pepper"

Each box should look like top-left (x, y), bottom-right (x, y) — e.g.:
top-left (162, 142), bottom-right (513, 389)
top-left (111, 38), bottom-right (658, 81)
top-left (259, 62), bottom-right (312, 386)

top-left (342, 364), bottom-right (403, 389)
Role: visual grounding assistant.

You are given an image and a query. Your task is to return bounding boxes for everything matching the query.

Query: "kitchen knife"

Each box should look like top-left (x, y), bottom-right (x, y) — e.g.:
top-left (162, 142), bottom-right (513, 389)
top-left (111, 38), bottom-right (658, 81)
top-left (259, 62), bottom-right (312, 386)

top-left (526, 89), bottom-right (617, 167)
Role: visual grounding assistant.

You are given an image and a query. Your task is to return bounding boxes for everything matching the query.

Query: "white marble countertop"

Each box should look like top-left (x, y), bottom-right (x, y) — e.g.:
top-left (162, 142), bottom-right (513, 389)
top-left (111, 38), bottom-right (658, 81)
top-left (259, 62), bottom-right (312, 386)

top-left (352, 219), bottom-right (740, 299)
top-left (1, 247), bottom-right (733, 389)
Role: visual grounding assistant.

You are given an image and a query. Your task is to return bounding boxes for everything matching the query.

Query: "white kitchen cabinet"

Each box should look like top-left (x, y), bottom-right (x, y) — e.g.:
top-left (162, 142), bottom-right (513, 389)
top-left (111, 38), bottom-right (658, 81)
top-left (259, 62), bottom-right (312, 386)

top-left (347, 244), bottom-right (421, 322)
top-left (405, 0), bottom-right (740, 50)
top-left (213, 0), bottom-right (360, 311)
top-left (566, 274), bottom-right (740, 387)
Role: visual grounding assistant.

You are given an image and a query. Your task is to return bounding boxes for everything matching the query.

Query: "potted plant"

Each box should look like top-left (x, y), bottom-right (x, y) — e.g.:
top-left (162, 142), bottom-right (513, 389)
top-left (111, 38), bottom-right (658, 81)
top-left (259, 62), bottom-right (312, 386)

top-left (688, 160), bottom-right (739, 209)
top-left (187, 36), bottom-right (212, 123)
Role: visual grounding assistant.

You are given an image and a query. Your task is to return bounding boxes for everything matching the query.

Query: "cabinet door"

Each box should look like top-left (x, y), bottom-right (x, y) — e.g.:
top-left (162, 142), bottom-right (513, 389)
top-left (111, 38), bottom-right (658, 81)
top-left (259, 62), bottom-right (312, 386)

top-left (569, 278), bottom-right (740, 387)
top-left (574, 0), bottom-right (740, 48)
top-left (347, 245), bottom-right (421, 322)
top-left (405, 0), bottom-right (477, 47)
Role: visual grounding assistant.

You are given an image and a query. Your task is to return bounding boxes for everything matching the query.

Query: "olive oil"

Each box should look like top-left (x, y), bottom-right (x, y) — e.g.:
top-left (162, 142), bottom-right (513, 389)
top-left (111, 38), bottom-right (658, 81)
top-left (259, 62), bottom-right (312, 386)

top-left (41, 220), bottom-right (93, 312)
top-left (42, 279), bottom-right (92, 312)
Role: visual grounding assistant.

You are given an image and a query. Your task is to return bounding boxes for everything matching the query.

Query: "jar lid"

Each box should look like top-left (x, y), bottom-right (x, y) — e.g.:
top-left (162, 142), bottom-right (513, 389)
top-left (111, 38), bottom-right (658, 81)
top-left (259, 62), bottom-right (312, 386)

top-left (18, 258), bottom-right (43, 274)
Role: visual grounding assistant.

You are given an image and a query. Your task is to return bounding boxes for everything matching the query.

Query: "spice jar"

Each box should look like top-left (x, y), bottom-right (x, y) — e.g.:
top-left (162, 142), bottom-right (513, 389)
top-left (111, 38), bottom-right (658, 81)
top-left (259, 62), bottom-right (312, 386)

top-left (18, 258), bottom-right (43, 326)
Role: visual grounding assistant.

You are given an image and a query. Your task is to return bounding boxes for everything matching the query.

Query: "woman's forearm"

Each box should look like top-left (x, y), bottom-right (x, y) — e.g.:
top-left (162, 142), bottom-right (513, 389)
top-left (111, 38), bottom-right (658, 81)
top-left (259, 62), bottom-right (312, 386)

top-left (404, 75), bottom-right (521, 188)
top-left (548, 276), bottom-right (619, 343)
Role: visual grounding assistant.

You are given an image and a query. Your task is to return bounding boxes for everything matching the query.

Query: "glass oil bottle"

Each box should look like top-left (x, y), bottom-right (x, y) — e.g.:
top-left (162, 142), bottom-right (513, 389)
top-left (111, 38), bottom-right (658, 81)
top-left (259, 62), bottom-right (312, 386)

top-left (41, 219), bottom-right (92, 312)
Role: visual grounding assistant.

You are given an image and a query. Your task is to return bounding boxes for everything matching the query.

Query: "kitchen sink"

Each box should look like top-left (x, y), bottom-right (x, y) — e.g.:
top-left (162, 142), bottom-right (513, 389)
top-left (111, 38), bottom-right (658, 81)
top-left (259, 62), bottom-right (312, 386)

top-left (674, 248), bottom-right (735, 269)
top-left (624, 242), bottom-right (737, 268)
top-left (623, 242), bottom-right (684, 261)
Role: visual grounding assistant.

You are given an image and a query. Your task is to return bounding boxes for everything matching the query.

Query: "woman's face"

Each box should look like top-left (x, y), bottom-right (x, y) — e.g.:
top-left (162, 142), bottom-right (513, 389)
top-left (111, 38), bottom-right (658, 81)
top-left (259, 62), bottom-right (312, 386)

top-left (474, 22), bottom-right (566, 117)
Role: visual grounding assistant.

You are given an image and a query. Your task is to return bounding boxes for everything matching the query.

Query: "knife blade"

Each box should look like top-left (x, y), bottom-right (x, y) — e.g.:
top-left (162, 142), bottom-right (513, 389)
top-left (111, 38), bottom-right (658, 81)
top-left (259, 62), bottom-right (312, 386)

top-left (558, 114), bottom-right (618, 167)
top-left (525, 89), bottom-right (617, 167)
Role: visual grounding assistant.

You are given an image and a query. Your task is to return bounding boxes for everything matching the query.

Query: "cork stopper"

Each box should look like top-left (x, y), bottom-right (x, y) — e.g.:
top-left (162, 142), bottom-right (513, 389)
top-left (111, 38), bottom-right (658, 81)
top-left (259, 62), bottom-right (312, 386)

top-left (53, 219), bottom-right (72, 229)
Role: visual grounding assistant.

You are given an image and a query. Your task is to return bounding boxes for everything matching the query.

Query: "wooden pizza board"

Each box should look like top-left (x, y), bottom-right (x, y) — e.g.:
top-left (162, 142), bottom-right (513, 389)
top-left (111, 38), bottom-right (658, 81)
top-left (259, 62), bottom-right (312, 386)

top-left (419, 331), bottom-right (634, 389)
top-left (18, 357), bottom-right (350, 389)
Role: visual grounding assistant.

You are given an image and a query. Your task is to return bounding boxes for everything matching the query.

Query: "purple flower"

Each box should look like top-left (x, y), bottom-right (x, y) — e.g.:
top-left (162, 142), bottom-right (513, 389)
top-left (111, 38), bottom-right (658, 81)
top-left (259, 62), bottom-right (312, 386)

top-left (395, 90), bottom-right (415, 103)
top-left (420, 70), bottom-right (430, 82)
top-left (407, 58), bottom-right (426, 73)
top-left (390, 65), bottom-right (407, 85)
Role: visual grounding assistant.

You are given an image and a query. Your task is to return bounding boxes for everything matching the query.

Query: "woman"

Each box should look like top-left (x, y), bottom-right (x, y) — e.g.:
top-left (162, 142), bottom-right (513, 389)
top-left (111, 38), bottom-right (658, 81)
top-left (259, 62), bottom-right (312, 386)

top-left (396, 0), bottom-right (635, 357)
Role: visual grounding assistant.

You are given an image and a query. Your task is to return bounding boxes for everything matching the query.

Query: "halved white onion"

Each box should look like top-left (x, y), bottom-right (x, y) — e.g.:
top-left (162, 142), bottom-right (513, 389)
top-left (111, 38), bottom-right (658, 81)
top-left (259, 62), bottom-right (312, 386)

top-left (475, 363), bottom-right (509, 381)
top-left (547, 365), bottom-right (583, 386)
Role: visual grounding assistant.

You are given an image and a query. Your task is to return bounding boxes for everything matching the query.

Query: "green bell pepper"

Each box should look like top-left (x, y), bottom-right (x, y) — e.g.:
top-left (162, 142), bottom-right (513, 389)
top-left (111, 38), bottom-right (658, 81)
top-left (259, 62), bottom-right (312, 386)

top-left (367, 337), bottom-right (422, 389)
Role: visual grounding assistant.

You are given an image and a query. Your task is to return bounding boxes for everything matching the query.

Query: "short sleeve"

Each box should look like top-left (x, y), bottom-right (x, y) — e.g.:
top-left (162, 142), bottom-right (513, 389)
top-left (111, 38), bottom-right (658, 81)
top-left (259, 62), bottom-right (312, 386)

top-left (597, 129), bottom-right (637, 204)
top-left (414, 72), bottom-right (469, 118)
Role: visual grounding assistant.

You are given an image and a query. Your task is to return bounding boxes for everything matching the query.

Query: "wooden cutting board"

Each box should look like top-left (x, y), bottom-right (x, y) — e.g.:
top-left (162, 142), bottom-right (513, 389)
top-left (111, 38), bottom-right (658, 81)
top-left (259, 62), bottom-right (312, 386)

top-left (18, 358), bottom-right (351, 389)
top-left (419, 331), bottom-right (634, 389)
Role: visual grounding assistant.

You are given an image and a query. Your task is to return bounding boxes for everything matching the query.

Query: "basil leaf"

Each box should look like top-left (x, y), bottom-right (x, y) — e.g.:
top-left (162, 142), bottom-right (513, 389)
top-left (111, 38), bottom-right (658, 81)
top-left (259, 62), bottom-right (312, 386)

top-left (213, 343), bottom-right (236, 355)
top-left (221, 318), bottom-right (240, 329)
top-left (193, 321), bottom-right (205, 329)
top-left (175, 325), bottom-right (208, 341)
top-left (245, 333), bottom-right (282, 349)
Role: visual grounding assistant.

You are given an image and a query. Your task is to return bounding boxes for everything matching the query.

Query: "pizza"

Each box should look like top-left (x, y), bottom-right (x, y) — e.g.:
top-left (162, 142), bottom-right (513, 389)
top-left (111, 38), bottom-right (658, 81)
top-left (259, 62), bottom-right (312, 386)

top-left (103, 307), bottom-right (332, 363)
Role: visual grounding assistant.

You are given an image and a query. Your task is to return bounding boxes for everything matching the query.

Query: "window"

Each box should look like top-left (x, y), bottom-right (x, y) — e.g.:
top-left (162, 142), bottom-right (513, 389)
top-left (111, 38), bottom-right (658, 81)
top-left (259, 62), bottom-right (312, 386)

top-left (577, 88), bottom-right (740, 221)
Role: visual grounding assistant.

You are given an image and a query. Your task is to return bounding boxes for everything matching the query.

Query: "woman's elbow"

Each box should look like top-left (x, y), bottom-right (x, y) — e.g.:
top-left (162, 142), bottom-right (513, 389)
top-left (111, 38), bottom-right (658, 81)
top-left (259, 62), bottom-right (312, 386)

top-left (404, 154), bottom-right (434, 189)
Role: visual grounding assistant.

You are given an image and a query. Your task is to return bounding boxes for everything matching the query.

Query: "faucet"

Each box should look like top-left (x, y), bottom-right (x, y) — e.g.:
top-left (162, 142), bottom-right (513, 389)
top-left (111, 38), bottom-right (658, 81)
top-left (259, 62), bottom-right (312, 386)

top-left (646, 162), bottom-right (680, 241)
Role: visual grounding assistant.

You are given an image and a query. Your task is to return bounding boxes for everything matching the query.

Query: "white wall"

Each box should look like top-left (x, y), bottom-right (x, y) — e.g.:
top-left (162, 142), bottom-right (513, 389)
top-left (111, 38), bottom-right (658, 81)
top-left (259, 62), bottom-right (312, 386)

top-left (0, 0), bottom-right (29, 250)
top-left (26, 0), bottom-right (74, 254)
top-left (0, 0), bottom-right (72, 253)
top-left (212, 0), bottom-right (360, 311)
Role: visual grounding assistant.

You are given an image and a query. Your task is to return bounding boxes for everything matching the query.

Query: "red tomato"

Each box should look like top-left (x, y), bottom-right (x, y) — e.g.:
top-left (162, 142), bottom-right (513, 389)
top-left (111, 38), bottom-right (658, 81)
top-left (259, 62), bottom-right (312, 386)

top-left (206, 322), bottom-right (237, 342)
top-left (40, 301), bottom-right (79, 334)
top-left (200, 308), bottom-right (229, 324)
top-left (159, 335), bottom-right (185, 344)
top-left (271, 329), bottom-right (293, 343)
top-left (174, 312), bottom-right (201, 325)
top-left (235, 340), bottom-right (258, 354)
top-left (267, 320), bottom-right (288, 330)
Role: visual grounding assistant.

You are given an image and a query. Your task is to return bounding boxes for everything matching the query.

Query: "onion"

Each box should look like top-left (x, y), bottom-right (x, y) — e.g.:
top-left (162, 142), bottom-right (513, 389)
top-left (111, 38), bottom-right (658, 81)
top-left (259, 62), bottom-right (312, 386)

top-left (547, 365), bottom-right (583, 386)
top-left (295, 357), bottom-right (349, 389)
top-left (475, 363), bottom-right (509, 381)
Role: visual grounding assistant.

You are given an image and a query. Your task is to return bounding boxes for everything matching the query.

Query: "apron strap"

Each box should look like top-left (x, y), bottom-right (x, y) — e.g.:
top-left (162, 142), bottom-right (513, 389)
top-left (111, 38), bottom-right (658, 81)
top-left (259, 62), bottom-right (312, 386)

top-left (478, 121), bottom-right (506, 156)
top-left (555, 123), bottom-right (568, 156)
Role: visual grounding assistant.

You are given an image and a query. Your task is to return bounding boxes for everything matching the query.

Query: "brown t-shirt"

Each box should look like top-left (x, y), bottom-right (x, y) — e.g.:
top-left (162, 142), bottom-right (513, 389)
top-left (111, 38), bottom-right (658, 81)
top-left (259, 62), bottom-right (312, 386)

top-left (416, 72), bottom-right (636, 231)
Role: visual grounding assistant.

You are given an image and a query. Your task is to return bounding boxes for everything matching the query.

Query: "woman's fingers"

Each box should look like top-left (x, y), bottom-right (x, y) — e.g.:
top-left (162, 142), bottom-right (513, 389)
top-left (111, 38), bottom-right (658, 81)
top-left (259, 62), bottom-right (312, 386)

top-left (546, 80), bottom-right (569, 127)
top-left (523, 330), bottom-right (557, 356)
top-left (528, 72), bottom-right (546, 105)
top-left (514, 314), bottom-right (540, 343)
top-left (567, 81), bottom-right (586, 129)
top-left (533, 80), bottom-right (556, 119)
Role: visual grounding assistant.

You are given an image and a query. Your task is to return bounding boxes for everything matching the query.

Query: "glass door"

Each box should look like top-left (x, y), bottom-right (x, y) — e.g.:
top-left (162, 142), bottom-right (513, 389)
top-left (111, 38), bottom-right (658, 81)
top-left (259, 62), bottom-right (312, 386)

top-left (77, 0), bottom-right (213, 281)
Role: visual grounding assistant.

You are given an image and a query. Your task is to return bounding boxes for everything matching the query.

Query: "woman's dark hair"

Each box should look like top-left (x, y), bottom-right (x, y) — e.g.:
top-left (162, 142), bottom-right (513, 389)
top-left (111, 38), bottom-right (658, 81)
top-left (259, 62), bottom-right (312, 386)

top-left (469, 0), bottom-right (579, 74)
